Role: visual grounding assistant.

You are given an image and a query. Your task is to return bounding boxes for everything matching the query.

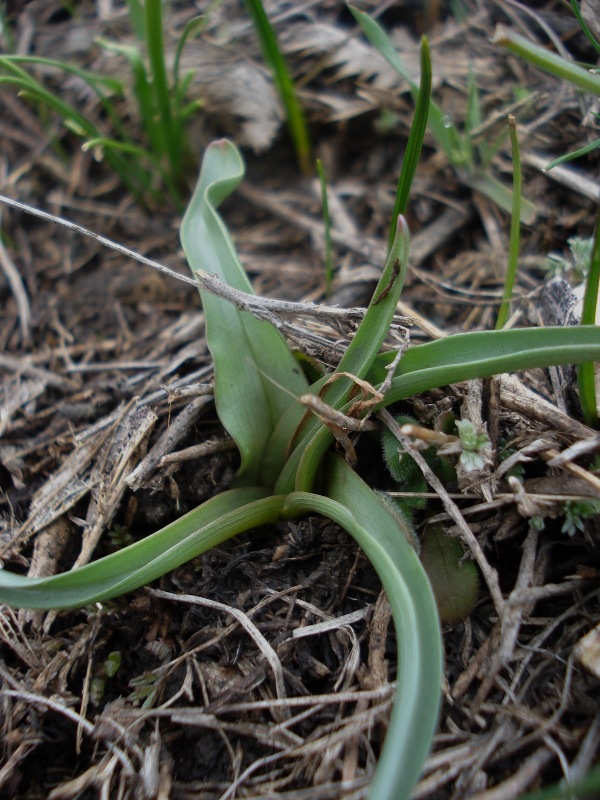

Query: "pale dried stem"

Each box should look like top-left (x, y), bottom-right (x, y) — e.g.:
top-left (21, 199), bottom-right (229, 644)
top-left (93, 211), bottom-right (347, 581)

top-left (149, 588), bottom-right (290, 721)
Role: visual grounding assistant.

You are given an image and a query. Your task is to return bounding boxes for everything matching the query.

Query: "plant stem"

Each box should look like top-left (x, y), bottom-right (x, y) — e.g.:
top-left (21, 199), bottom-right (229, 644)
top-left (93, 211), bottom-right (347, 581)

top-left (496, 114), bottom-right (521, 329)
top-left (243, 0), bottom-right (311, 174)
top-left (144, 0), bottom-right (182, 186)
top-left (492, 25), bottom-right (600, 96)
top-left (577, 201), bottom-right (600, 427)
top-left (316, 158), bottom-right (333, 294)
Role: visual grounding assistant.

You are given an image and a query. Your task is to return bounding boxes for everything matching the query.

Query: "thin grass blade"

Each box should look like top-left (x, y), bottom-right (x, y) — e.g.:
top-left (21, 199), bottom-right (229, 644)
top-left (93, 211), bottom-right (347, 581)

top-left (243, 0), bottom-right (311, 174)
top-left (544, 136), bottom-right (600, 170)
top-left (577, 203), bottom-right (600, 427)
top-left (496, 114), bottom-right (522, 329)
top-left (388, 36), bottom-right (431, 251)
top-left (349, 5), bottom-right (461, 161)
top-left (492, 25), bottom-right (600, 96)
top-left (144, 0), bottom-right (182, 182)
top-left (570, 0), bottom-right (600, 53)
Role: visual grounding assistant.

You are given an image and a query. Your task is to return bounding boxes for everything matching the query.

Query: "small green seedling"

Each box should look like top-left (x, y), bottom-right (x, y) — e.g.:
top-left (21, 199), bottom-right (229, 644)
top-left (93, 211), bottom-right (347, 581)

top-left (455, 419), bottom-right (492, 473)
top-left (545, 236), bottom-right (594, 281)
top-left (561, 498), bottom-right (600, 536)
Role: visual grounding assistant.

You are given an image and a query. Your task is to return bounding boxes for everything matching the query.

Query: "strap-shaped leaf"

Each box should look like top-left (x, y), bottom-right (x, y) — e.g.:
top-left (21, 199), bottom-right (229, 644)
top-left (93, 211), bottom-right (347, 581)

top-left (371, 325), bottom-right (600, 403)
top-left (0, 488), bottom-right (283, 609)
top-left (272, 215), bottom-right (411, 494)
top-left (283, 455), bottom-right (442, 800)
top-left (181, 140), bottom-right (309, 485)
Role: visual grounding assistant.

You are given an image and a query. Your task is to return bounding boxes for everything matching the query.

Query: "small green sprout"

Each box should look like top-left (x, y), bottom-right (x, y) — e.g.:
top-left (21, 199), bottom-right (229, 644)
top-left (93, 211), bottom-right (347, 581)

top-left (90, 650), bottom-right (123, 705)
top-left (455, 419), bottom-right (491, 473)
top-left (128, 671), bottom-right (160, 708)
top-left (545, 236), bottom-right (594, 282)
top-left (561, 499), bottom-right (600, 537)
top-left (103, 650), bottom-right (122, 678)
top-left (108, 524), bottom-right (133, 550)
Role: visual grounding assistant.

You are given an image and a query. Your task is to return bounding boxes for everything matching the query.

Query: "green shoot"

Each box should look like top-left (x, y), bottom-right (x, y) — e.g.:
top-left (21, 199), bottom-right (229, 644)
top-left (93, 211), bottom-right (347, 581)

top-left (492, 25), bottom-right (600, 96)
top-left (496, 115), bottom-right (522, 329)
top-left (243, 0), bottom-right (311, 174)
top-left (577, 202), bottom-right (600, 427)
top-left (143, 0), bottom-right (184, 187)
top-left (455, 419), bottom-right (491, 472)
top-left (349, 5), bottom-right (536, 223)
top-left (316, 158), bottom-right (334, 295)
top-left (570, 0), bottom-right (600, 53)
top-left (544, 236), bottom-right (594, 280)
top-left (0, 1), bottom-right (202, 205)
top-left (388, 37), bottom-right (431, 251)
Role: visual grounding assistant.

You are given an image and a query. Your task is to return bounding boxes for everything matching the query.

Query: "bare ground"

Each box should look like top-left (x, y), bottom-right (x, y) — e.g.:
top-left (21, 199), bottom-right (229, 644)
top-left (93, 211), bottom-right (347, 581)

top-left (1, 1), bottom-right (600, 798)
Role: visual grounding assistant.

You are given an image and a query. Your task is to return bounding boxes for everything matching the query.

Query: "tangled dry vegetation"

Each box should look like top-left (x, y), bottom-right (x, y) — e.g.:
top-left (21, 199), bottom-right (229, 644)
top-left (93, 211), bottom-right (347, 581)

top-left (1, 1), bottom-right (600, 798)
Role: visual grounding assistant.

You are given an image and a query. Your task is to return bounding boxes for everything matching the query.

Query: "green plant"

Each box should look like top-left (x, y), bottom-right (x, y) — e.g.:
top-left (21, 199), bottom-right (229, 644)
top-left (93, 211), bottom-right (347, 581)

top-left (545, 236), bottom-right (594, 281)
top-left (3, 43), bottom-right (600, 799)
top-left (349, 5), bottom-right (536, 223)
top-left (3, 140), bottom-right (600, 799)
top-left (496, 114), bottom-right (522, 329)
top-left (243, 0), bottom-right (311, 175)
top-left (577, 204), bottom-right (600, 427)
top-left (561, 498), bottom-right (600, 536)
top-left (492, 4), bottom-right (600, 171)
top-left (0, 1), bottom-right (203, 205)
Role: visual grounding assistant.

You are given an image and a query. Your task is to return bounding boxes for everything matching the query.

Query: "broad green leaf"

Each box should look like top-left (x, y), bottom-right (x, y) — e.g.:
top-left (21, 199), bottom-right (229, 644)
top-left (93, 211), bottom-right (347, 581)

top-left (181, 140), bottom-right (309, 485)
top-left (0, 488), bottom-right (282, 609)
top-left (372, 325), bottom-right (600, 404)
top-left (275, 326), bottom-right (600, 497)
top-left (283, 455), bottom-right (442, 800)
